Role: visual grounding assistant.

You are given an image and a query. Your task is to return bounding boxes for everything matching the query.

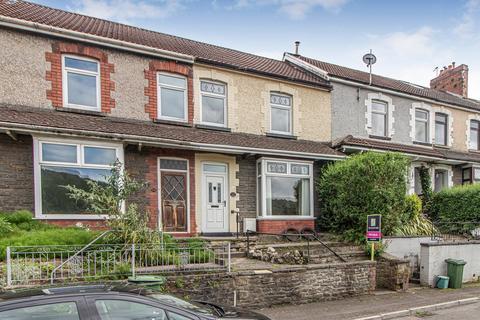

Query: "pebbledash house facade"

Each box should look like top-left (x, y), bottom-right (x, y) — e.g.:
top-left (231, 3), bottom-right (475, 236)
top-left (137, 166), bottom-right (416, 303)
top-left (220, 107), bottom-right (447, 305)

top-left (0, 1), bottom-right (344, 236)
top-left (285, 54), bottom-right (480, 194)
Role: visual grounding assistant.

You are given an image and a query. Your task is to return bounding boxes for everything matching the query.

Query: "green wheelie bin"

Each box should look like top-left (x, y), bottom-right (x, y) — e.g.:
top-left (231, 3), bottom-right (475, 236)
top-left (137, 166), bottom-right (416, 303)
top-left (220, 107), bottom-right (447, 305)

top-left (445, 259), bottom-right (467, 289)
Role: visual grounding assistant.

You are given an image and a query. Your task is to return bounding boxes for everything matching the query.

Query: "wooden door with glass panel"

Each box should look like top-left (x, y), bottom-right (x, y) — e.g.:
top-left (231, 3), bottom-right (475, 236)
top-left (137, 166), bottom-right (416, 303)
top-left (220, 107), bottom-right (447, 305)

top-left (161, 171), bottom-right (187, 232)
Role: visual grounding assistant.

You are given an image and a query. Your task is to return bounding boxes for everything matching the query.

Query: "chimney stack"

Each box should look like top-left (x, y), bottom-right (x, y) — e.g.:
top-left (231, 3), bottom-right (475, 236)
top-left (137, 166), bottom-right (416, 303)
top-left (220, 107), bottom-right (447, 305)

top-left (430, 62), bottom-right (469, 98)
top-left (294, 41), bottom-right (300, 55)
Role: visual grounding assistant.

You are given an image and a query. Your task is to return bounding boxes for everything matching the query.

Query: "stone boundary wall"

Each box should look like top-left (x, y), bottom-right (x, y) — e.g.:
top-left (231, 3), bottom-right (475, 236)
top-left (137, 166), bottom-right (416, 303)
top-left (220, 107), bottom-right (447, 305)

top-left (376, 253), bottom-right (410, 291)
top-left (165, 261), bottom-right (376, 309)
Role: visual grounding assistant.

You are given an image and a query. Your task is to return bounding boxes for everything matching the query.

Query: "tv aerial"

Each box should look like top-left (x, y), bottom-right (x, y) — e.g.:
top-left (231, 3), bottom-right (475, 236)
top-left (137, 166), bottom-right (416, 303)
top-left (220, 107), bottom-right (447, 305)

top-left (362, 49), bottom-right (377, 85)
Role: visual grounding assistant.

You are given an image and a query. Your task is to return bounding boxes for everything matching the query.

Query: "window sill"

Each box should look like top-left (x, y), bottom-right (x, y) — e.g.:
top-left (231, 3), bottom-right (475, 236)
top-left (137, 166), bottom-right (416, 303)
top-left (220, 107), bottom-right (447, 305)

top-left (369, 135), bottom-right (391, 141)
top-left (266, 132), bottom-right (297, 140)
top-left (55, 107), bottom-right (106, 117)
top-left (195, 124), bottom-right (231, 132)
top-left (433, 144), bottom-right (450, 149)
top-left (468, 149), bottom-right (480, 153)
top-left (256, 216), bottom-right (315, 220)
top-left (34, 214), bottom-right (108, 220)
top-left (154, 119), bottom-right (192, 127)
top-left (413, 141), bottom-right (433, 147)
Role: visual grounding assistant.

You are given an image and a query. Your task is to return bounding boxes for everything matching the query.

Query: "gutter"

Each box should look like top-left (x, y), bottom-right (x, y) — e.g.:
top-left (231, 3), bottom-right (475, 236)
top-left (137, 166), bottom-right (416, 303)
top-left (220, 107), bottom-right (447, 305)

top-left (0, 123), bottom-right (345, 161)
top-left (0, 15), bottom-right (194, 64)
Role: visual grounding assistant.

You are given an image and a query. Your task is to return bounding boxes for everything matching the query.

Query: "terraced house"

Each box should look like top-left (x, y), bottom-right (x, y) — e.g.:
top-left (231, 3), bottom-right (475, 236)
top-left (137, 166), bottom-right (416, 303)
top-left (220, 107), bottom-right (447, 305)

top-left (0, 1), bottom-right (343, 236)
top-left (285, 53), bottom-right (480, 194)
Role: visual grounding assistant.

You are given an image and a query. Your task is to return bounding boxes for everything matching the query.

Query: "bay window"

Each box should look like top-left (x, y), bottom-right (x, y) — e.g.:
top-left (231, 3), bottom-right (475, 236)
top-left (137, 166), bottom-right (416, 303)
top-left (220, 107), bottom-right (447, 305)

top-left (34, 138), bottom-right (123, 219)
top-left (415, 109), bottom-right (430, 143)
top-left (257, 158), bottom-right (313, 218)
top-left (157, 73), bottom-right (187, 122)
top-left (270, 93), bottom-right (292, 135)
top-left (200, 80), bottom-right (227, 126)
top-left (62, 55), bottom-right (100, 110)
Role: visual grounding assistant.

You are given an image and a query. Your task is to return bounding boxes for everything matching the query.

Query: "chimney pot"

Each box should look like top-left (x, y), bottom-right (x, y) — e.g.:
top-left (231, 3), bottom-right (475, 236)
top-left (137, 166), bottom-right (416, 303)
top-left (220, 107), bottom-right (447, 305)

top-left (294, 41), bottom-right (300, 55)
top-left (452, 62), bottom-right (456, 68)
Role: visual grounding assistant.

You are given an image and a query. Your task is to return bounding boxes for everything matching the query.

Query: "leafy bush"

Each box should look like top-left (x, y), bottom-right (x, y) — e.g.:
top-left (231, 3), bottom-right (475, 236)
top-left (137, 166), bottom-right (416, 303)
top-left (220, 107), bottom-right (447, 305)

top-left (395, 194), bottom-right (435, 236)
top-left (0, 216), bottom-right (13, 235)
top-left (430, 183), bottom-right (480, 234)
top-left (317, 152), bottom-right (410, 241)
top-left (0, 210), bottom-right (56, 232)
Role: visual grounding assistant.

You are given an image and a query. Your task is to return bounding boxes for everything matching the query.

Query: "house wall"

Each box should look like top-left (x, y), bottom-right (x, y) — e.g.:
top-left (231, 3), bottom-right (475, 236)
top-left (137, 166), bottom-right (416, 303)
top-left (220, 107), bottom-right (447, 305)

top-left (193, 65), bottom-right (331, 142)
top-left (331, 82), bottom-right (480, 153)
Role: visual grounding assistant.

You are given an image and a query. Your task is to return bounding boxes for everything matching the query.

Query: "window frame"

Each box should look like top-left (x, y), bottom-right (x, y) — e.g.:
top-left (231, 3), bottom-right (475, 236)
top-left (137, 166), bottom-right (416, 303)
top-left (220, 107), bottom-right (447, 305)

top-left (256, 157), bottom-right (313, 219)
top-left (434, 168), bottom-right (449, 192)
top-left (470, 119), bottom-right (480, 151)
top-left (62, 54), bottom-right (101, 111)
top-left (434, 112), bottom-right (448, 146)
top-left (415, 108), bottom-right (430, 143)
top-left (269, 92), bottom-right (293, 136)
top-left (370, 100), bottom-right (388, 137)
top-left (157, 72), bottom-right (188, 122)
top-left (200, 79), bottom-right (227, 127)
top-left (33, 137), bottom-right (124, 220)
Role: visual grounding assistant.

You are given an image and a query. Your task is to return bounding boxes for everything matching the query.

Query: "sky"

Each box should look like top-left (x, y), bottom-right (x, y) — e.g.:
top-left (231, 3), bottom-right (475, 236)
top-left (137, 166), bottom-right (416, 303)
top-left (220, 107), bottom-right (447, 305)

top-left (33, 0), bottom-right (480, 99)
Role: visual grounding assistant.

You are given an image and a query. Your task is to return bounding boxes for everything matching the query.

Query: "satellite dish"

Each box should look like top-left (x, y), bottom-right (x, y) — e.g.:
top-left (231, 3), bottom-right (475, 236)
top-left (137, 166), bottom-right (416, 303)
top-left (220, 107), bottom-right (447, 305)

top-left (363, 52), bottom-right (377, 66)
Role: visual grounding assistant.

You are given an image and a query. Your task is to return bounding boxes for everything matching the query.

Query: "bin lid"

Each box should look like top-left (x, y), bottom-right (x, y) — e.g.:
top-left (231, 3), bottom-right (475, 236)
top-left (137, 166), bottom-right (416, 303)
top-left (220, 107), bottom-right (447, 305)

top-left (445, 259), bottom-right (467, 265)
top-left (437, 275), bottom-right (449, 280)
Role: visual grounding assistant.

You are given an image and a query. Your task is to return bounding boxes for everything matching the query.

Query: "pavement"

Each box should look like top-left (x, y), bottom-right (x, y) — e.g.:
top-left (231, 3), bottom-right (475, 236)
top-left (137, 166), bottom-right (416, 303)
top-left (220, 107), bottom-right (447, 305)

top-left (395, 301), bottom-right (480, 319)
top-left (256, 284), bottom-right (480, 320)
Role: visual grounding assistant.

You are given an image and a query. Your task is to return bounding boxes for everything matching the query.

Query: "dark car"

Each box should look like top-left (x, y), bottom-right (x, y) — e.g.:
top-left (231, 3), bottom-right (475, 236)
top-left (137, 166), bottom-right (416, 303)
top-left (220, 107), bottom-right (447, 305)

top-left (0, 284), bottom-right (270, 320)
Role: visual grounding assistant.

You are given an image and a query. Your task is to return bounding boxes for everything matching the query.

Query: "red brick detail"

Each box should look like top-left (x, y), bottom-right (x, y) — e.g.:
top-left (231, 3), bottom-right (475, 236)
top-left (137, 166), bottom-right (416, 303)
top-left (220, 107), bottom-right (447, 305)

top-left (257, 219), bottom-right (315, 234)
top-left (46, 42), bottom-right (116, 112)
top-left (144, 60), bottom-right (194, 122)
top-left (430, 63), bottom-right (469, 98)
top-left (142, 148), bottom-right (197, 234)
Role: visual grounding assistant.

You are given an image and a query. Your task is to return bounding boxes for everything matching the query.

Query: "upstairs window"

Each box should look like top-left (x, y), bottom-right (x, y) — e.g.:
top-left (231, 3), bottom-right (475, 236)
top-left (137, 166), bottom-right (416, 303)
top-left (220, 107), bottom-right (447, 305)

top-left (470, 120), bottom-right (480, 150)
top-left (415, 109), bottom-right (429, 143)
top-left (270, 93), bottom-right (292, 135)
top-left (435, 113), bottom-right (448, 146)
top-left (200, 80), bottom-right (227, 126)
top-left (371, 100), bottom-right (388, 136)
top-left (62, 55), bottom-right (100, 110)
top-left (157, 73), bottom-right (187, 122)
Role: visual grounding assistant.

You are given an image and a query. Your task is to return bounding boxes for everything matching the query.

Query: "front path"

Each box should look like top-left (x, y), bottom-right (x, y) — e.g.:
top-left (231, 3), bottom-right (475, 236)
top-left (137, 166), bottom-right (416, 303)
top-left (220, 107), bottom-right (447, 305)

top-left (257, 284), bottom-right (480, 320)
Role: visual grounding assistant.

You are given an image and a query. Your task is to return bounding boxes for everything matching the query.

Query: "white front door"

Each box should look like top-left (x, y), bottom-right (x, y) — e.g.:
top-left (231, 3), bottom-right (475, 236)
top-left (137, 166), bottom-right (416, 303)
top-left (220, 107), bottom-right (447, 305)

top-left (203, 164), bottom-right (228, 233)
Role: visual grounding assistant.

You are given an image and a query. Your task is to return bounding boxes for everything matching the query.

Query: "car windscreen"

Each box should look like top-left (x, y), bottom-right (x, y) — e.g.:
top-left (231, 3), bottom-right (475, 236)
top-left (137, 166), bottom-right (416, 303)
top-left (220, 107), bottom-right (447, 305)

top-left (148, 294), bottom-right (218, 316)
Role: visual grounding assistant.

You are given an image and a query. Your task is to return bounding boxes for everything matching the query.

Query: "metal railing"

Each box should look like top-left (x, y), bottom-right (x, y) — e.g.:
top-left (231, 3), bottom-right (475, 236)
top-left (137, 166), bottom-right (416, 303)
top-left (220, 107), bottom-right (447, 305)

top-left (246, 230), bottom-right (346, 263)
top-left (431, 221), bottom-right (480, 242)
top-left (4, 242), bottom-right (230, 287)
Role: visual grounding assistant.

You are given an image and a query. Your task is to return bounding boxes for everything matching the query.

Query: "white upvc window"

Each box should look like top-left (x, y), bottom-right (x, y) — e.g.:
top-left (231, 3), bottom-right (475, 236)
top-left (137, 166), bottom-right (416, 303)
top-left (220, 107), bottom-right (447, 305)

top-left (157, 73), bottom-right (187, 122)
top-left (371, 100), bottom-right (388, 137)
top-left (270, 93), bottom-right (293, 135)
top-left (200, 80), bottom-right (227, 127)
top-left (434, 113), bottom-right (448, 146)
top-left (62, 55), bottom-right (100, 111)
top-left (415, 109), bottom-right (430, 143)
top-left (256, 158), bottom-right (313, 218)
top-left (469, 120), bottom-right (480, 150)
top-left (33, 137), bottom-right (123, 219)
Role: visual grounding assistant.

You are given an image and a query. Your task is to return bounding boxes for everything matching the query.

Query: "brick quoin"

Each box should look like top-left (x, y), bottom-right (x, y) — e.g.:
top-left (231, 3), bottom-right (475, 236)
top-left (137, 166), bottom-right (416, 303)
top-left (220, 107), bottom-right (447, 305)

top-left (46, 42), bottom-right (116, 112)
top-left (144, 60), bottom-right (194, 122)
top-left (257, 219), bottom-right (315, 234)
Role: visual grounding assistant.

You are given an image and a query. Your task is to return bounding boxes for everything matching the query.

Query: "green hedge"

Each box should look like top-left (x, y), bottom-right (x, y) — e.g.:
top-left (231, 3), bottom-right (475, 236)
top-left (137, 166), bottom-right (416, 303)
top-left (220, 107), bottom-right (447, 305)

top-left (431, 183), bottom-right (480, 228)
top-left (317, 152), bottom-right (410, 241)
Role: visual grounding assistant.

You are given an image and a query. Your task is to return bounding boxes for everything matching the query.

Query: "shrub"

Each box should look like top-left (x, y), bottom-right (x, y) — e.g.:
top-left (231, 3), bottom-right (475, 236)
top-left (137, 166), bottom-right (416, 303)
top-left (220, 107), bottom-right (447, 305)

top-left (430, 183), bottom-right (480, 234)
top-left (0, 216), bottom-right (13, 235)
top-left (395, 194), bottom-right (435, 236)
top-left (0, 210), bottom-right (55, 231)
top-left (317, 152), bottom-right (410, 242)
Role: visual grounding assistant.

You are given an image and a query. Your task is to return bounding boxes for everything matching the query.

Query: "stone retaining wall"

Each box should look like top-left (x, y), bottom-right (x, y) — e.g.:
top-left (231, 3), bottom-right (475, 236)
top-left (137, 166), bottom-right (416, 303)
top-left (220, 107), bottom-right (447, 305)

top-left (376, 253), bottom-right (410, 291)
top-left (166, 261), bottom-right (376, 309)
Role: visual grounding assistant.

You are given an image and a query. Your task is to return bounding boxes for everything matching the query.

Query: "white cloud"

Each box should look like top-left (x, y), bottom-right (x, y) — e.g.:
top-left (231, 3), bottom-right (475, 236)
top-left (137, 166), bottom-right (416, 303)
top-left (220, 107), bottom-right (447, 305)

top-left (71, 0), bottom-right (186, 22)
top-left (381, 26), bottom-right (436, 57)
top-left (454, 0), bottom-right (480, 39)
top-left (231, 0), bottom-right (349, 19)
